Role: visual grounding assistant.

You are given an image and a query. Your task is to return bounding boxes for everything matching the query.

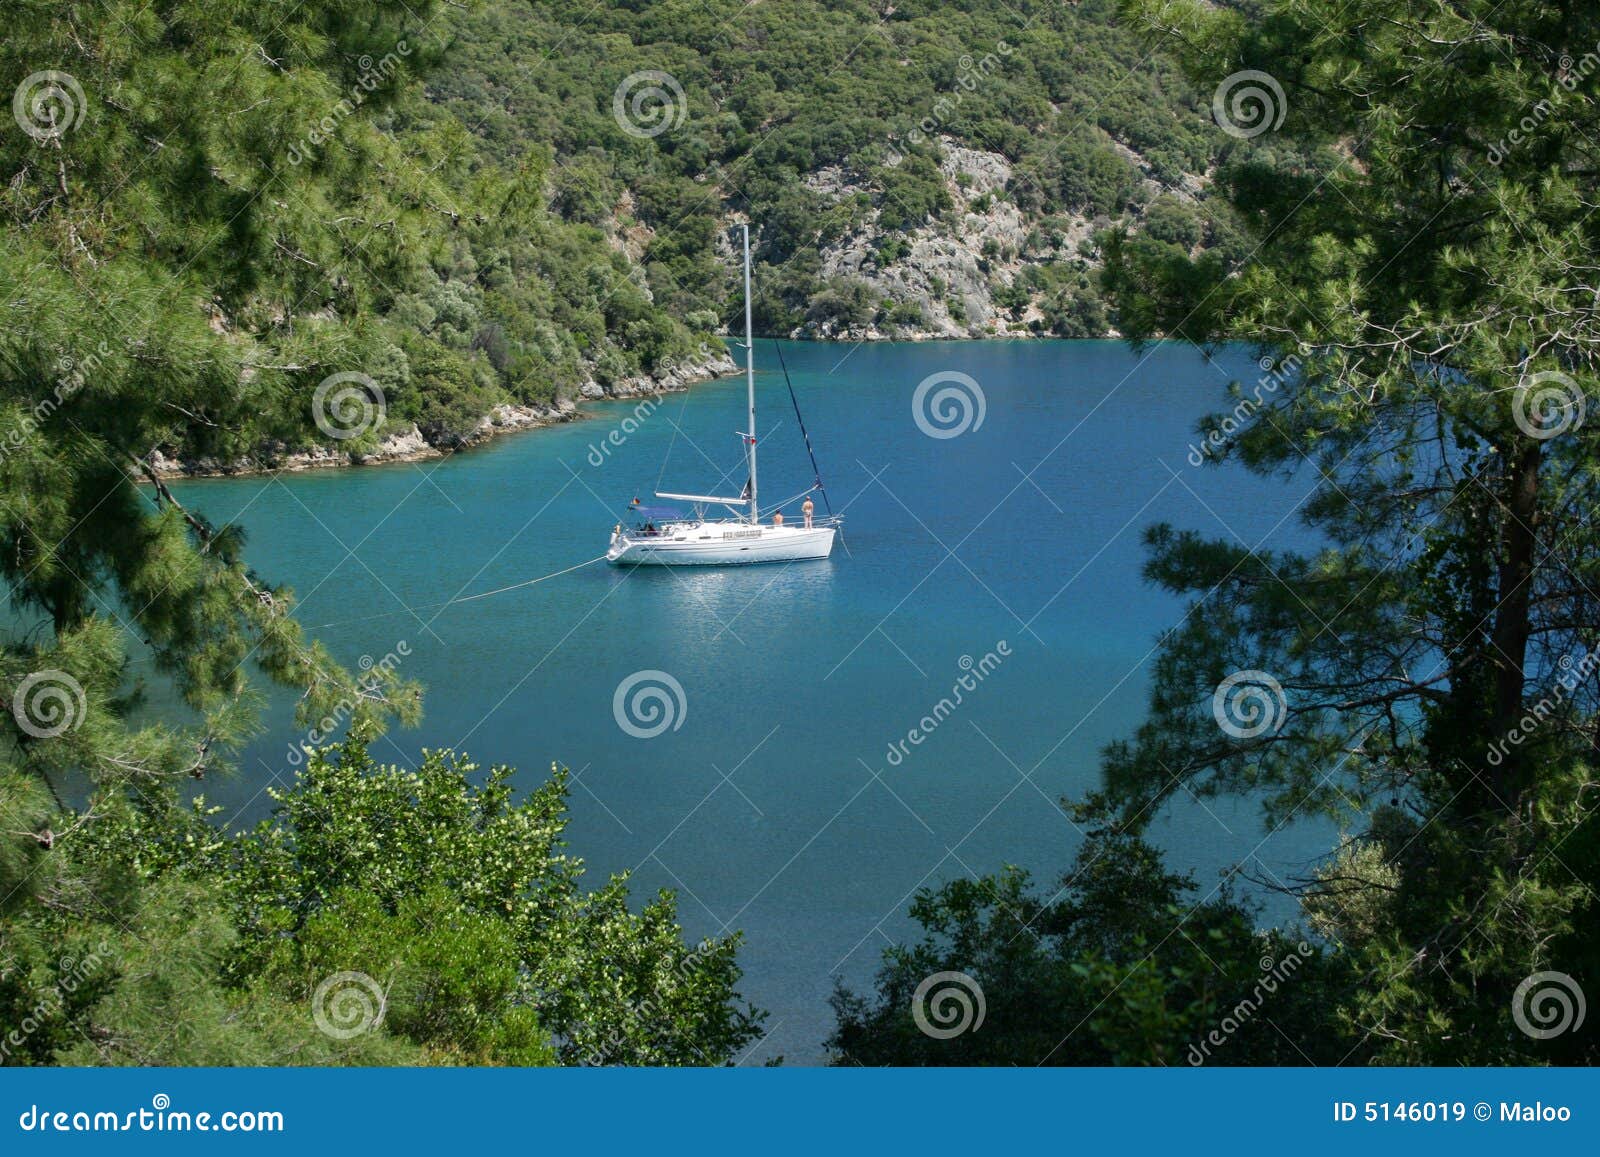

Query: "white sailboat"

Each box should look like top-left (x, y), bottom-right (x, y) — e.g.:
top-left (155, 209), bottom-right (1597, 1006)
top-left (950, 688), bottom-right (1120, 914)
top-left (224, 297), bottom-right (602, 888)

top-left (606, 225), bottom-right (839, 567)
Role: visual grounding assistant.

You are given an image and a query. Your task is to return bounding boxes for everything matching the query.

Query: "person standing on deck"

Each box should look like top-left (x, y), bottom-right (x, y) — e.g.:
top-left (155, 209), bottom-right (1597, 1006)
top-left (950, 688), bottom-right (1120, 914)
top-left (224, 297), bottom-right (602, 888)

top-left (802, 497), bottom-right (815, 529)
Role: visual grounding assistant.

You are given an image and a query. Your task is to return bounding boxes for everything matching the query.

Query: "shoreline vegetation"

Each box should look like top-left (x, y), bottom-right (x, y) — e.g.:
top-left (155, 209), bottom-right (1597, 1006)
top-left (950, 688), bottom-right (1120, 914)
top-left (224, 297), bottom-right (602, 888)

top-left (148, 348), bottom-right (740, 478)
top-left (150, 332), bottom-right (1129, 479)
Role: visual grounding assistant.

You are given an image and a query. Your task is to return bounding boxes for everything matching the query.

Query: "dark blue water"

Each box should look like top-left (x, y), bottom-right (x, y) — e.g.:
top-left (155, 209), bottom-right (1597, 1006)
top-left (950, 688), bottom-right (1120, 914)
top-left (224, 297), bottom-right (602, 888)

top-left (172, 340), bottom-right (1330, 1063)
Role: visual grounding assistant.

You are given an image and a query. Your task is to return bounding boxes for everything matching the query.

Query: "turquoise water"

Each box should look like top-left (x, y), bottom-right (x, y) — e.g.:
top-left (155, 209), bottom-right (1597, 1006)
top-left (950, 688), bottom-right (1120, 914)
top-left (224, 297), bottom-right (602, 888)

top-left (173, 340), bottom-right (1330, 1063)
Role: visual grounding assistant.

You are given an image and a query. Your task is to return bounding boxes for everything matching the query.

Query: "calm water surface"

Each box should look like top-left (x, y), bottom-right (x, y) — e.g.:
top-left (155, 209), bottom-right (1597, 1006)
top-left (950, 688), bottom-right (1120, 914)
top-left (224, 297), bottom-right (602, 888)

top-left (172, 340), bottom-right (1331, 1063)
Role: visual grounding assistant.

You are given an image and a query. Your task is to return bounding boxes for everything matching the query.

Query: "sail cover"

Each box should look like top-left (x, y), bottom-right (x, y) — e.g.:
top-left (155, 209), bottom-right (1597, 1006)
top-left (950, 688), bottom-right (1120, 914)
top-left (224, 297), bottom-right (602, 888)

top-left (628, 503), bottom-right (684, 520)
top-left (654, 491), bottom-right (750, 506)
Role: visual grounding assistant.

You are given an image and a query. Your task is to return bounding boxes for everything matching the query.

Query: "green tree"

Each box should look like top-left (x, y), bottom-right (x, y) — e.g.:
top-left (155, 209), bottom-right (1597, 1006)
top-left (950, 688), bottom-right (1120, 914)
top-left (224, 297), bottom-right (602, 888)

top-left (838, 0), bottom-right (1600, 1066)
top-left (830, 818), bottom-right (1352, 1065)
top-left (223, 737), bottom-right (765, 1066)
top-left (0, 1), bottom-right (746, 1068)
top-left (1095, 0), bottom-right (1600, 1063)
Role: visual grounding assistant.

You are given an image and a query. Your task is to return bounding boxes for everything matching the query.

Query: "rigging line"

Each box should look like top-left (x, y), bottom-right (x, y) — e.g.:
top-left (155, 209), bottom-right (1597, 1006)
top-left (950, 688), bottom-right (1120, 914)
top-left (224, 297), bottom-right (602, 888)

top-left (655, 378), bottom-right (696, 493)
top-left (301, 554), bottom-right (609, 631)
top-left (759, 483), bottom-right (821, 517)
top-left (772, 340), bottom-right (833, 515)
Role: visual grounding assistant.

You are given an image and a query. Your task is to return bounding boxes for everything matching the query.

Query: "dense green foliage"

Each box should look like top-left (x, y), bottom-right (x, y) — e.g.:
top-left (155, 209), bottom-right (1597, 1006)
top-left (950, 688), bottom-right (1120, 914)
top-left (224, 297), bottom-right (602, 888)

top-left (1, 1), bottom-right (712, 459)
top-left (831, 818), bottom-right (1353, 1066)
top-left (0, 0), bottom-right (758, 1069)
top-left (838, 0), bottom-right (1600, 1066)
top-left (433, 0), bottom-right (1224, 336)
top-left (2, 734), bottom-right (759, 1064)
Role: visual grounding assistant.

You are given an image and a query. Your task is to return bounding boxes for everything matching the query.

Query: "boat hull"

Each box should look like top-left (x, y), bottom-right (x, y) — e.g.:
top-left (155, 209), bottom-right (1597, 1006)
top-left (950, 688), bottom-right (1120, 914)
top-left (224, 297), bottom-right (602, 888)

top-left (608, 524), bottom-right (836, 566)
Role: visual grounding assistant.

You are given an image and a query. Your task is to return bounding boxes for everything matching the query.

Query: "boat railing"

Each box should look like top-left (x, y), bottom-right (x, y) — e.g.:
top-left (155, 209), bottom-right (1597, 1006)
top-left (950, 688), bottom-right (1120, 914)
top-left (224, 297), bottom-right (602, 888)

top-left (620, 514), bottom-right (842, 539)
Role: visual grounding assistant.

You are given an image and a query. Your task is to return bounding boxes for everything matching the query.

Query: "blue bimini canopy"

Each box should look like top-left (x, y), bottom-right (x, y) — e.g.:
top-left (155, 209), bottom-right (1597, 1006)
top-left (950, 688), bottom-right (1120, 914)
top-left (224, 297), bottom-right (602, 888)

top-left (628, 504), bottom-right (684, 521)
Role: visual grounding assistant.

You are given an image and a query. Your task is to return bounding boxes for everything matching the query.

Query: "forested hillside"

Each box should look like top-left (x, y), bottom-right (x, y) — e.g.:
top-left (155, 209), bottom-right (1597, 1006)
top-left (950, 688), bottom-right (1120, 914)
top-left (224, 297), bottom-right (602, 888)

top-left (3, 1), bottom-right (1222, 471)
top-left (1, 0), bottom-right (723, 472)
top-left (434, 0), bottom-right (1230, 341)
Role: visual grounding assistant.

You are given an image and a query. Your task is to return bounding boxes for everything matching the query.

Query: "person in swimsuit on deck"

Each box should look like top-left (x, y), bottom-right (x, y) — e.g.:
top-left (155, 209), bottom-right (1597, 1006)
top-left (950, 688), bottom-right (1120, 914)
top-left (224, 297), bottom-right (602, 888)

top-left (772, 510), bottom-right (784, 527)
top-left (801, 497), bottom-right (814, 528)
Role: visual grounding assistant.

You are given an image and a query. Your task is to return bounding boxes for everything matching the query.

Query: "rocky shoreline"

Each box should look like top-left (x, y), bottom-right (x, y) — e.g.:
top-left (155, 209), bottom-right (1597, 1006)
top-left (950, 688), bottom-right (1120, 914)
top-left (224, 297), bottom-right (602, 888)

top-left (149, 350), bottom-right (740, 479)
top-left (149, 130), bottom-right (1151, 481)
top-left (148, 320), bottom-right (1107, 480)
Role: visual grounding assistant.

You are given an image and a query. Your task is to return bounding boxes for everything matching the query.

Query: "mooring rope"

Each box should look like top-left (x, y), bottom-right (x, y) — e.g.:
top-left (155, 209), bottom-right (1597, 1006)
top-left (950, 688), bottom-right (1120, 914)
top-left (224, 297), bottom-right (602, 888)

top-left (303, 553), bottom-right (610, 631)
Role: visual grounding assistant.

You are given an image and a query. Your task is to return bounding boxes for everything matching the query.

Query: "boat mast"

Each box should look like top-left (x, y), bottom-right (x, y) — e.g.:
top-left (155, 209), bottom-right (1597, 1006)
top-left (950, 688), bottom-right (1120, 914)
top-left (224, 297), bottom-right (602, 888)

top-left (743, 223), bottom-right (758, 525)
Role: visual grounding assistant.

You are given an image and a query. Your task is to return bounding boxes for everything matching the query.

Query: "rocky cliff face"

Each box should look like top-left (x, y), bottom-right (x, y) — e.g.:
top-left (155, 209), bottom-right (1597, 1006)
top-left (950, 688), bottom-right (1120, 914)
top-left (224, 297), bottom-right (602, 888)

top-left (797, 139), bottom-right (1097, 341)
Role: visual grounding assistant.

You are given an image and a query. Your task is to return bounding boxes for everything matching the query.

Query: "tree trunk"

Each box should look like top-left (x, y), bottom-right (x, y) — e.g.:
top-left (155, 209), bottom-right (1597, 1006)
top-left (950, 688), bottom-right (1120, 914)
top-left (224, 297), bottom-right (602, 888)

top-left (1489, 439), bottom-right (1541, 811)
